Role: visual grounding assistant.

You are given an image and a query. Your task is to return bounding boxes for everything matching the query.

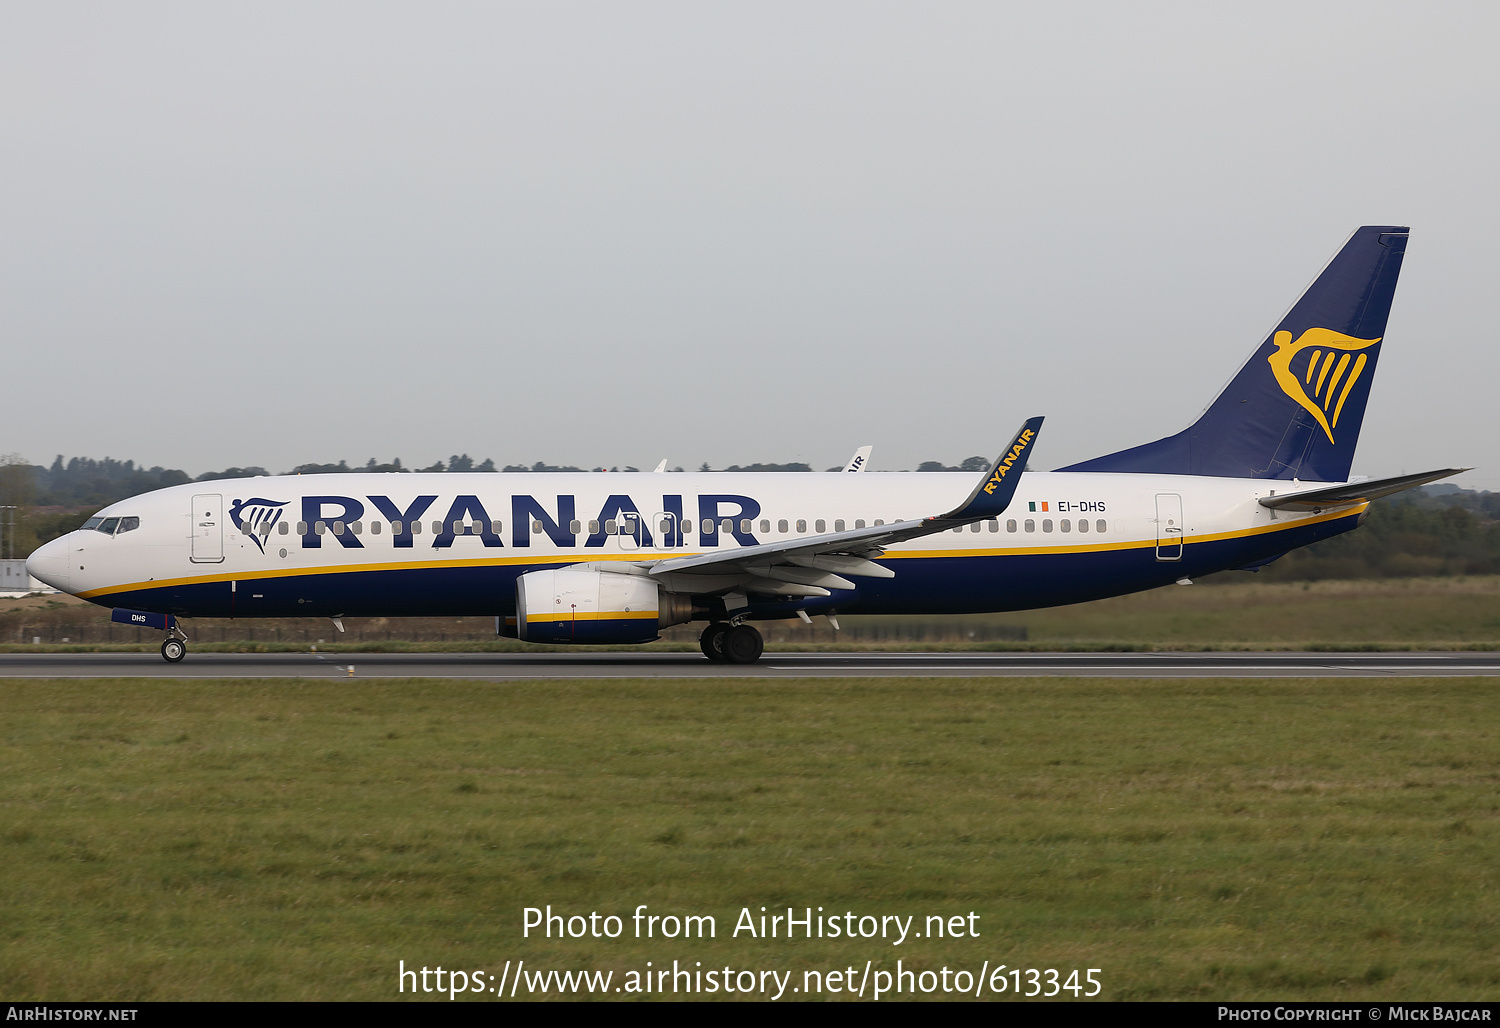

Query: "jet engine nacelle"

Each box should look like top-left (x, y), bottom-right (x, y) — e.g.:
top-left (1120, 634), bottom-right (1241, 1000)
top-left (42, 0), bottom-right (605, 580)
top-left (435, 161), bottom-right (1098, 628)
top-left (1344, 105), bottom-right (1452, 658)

top-left (515, 568), bottom-right (691, 644)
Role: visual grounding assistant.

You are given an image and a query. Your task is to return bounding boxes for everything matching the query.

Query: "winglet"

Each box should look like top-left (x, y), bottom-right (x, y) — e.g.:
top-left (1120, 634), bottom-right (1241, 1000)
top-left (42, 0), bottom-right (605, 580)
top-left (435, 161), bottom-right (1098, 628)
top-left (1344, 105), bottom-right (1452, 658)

top-left (938, 417), bottom-right (1044, 521)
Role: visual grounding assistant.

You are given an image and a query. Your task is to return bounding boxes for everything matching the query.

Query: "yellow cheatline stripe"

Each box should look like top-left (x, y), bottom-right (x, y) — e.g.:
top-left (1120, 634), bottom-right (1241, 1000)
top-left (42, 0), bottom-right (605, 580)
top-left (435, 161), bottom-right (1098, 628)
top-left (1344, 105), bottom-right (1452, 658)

top-left (76, 505), bottom-right (1366, 600)
top-left (525, 610), bottom-right (657, 623)
top-left (75, 551), bottom-right (657, 600)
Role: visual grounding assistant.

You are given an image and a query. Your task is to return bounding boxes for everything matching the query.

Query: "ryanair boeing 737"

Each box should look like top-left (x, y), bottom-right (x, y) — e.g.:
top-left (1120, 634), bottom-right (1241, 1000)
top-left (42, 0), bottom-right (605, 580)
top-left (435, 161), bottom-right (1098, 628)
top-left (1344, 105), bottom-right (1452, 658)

top-left (26, 226), bottom-right (1463, 663)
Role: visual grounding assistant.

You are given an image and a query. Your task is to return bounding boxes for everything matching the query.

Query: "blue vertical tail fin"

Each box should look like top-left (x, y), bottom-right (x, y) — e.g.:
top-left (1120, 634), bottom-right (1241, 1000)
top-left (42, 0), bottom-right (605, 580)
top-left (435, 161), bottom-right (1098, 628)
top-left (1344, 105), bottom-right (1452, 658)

top-left (1060, 226), bottom-right (1408, 482)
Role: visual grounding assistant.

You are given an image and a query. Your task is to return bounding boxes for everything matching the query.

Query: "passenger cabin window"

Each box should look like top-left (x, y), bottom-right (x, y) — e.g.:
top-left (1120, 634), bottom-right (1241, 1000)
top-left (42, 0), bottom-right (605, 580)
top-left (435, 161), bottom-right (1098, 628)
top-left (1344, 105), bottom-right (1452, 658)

top-left (589, 520), bottom-right (600, 534)
top-left (370, 521), bottom-right (382, 535)
top-left (834, 519), bottom-right (845, 532)
top-left (491, 520), bottom-right (503, 535)
top-left (741, 519), bottom-right (752, 534)
top-left (352, 521), bottom-right (363, 535)
top-left (721, 519), bottom-right (733, 534)
top-left (1024, 519), bottom-right (1035, 532)
top-left (1042, 519), bottom-right (1053, 533)
top-left (987, 519), bottom-right (999, 532)
top-left (759, 519), bottom-right (770, 533)
top-left (1096, 519), bottom-right (1107, 533)
top-left (1078, 518), bottom-right (1089, 533)
top-left (778, 519), bottom-right (789, 533)
top-left (569, 520), bottom-right (582, 534)
top-left (855, 519), bottom-right (865, 529)
top-left (1006, 519), bottom-right (1017, 532)
top-left (333, 521), bottom-right (345, 535)
top-left (279, 522), bottom-right (290, 535)
top-left (1060, 519), bottom-right (1070, 532)
top-left (815, 519), bottom-right (826, 533)
top-left (873, 519), bottom-right (884, 526)
top-left (605, 519), bottom-right (618, 535)
top-left (796, 519), bottom-right (807, 533)
top-left (969, 522), bottom-right (980, 533)
top-left (296, 521), bottom-right (307, 534)
top-left (411, 521), bottom-right (422, 535)
top-left (391, 521), bottom-right (403, 534)
top-left (315, 521), bottom-right (327, 535)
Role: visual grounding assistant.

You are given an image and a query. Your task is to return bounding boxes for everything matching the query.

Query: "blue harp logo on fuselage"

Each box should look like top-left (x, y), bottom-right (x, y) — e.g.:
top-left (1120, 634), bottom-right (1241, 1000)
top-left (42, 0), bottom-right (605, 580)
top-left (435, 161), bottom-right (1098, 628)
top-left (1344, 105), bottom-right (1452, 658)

top-left (229, 498), bottom-right (289, 554)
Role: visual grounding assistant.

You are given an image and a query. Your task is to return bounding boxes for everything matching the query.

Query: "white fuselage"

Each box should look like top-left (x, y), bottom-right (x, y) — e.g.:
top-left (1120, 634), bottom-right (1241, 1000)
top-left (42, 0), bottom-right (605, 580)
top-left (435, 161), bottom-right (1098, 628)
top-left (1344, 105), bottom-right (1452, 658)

top-left (27, 469), bottom-right (1362, 621)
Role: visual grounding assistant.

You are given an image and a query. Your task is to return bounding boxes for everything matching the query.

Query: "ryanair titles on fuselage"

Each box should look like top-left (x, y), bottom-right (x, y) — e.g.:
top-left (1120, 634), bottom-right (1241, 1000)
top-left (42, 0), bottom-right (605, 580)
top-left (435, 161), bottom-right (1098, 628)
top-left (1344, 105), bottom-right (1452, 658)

top-left (234, 491), bottom-right (766, 550)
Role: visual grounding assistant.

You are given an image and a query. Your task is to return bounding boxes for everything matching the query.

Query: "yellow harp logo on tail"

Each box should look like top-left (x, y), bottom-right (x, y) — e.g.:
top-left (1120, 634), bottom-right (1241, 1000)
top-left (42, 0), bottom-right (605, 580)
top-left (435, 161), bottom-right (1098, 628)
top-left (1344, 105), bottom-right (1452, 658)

top-left (1267, 327), bottom-right (1381, 445)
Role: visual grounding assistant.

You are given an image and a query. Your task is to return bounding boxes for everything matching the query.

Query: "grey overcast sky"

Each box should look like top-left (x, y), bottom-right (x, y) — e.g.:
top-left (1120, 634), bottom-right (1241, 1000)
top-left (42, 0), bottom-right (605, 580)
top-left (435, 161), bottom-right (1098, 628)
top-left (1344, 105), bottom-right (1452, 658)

top-left (3, 2), bottom-right (1497, 487)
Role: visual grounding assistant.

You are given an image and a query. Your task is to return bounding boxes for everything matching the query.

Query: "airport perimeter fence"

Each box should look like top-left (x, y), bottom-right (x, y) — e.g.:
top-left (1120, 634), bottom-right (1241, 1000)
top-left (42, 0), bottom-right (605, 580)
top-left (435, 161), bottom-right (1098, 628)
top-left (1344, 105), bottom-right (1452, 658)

top-left (1, 609), bottom-right (1028, 646)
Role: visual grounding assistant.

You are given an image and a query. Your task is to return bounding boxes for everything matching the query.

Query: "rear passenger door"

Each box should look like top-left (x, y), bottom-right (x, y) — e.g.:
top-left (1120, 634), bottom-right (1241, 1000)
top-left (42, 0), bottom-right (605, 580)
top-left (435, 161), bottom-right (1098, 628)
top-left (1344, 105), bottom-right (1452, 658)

top-left (1154, 493), bottom-right (1183, 561)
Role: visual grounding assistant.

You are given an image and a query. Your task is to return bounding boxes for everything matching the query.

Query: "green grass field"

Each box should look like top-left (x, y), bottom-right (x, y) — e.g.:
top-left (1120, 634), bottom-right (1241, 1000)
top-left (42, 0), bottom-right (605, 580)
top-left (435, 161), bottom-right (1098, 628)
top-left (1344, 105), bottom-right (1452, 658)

top-left (1, 676), bottom-right (1496, 1001)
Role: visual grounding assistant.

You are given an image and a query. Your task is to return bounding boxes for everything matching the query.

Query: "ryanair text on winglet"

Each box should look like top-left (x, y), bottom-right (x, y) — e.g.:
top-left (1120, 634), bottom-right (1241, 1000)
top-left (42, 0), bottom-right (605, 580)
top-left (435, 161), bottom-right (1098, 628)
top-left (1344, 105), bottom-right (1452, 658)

top-left (982, 429), bottom-right (1035, 495)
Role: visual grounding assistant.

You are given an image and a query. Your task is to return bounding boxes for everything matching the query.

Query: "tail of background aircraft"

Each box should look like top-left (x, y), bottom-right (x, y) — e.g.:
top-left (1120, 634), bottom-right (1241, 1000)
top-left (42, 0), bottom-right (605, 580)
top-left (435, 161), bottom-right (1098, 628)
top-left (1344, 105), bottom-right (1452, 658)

top-left (1060, 226), bottom-right (1409, 482)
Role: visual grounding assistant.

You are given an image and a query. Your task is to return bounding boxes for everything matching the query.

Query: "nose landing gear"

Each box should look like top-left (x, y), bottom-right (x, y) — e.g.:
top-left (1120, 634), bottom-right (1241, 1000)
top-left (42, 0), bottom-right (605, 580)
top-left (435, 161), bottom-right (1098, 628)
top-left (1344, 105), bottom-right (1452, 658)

top-left (699, 622), bottom-right (764, 664)
top-left (160, 624), bottom-right (189, 663)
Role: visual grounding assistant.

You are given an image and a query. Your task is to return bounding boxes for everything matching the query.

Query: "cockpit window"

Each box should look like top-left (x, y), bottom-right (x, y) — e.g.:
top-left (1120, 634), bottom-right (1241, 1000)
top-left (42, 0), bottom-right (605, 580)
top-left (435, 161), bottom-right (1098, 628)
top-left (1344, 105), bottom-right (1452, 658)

top-left (81, 515), bottom-right (139, 535)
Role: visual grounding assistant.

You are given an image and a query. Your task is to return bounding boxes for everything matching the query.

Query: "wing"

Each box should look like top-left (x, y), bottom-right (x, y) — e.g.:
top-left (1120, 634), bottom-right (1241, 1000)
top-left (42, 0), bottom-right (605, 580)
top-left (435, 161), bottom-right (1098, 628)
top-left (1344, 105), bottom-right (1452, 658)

top-left (1258, 468), bottom-right (1469, 511)
top-left (643, 418), bottom-right (1043, 599)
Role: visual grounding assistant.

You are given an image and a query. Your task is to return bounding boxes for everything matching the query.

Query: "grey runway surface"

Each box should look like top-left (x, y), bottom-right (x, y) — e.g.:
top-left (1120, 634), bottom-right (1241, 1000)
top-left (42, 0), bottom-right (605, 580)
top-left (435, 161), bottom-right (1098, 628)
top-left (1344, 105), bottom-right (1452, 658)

top-left (2, 651), bottom-right (1499, 678)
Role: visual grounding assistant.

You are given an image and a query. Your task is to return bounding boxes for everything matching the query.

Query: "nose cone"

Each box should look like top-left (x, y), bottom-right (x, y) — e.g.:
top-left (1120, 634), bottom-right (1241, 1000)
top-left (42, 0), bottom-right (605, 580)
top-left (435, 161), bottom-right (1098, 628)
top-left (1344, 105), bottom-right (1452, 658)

top-left (25, 535), bottom-right (71, 593)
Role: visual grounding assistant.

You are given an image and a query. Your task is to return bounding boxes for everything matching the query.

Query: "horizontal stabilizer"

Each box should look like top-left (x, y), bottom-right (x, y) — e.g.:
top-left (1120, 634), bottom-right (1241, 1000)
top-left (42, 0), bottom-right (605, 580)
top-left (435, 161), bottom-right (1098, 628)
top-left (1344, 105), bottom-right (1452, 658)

top-left (1258, 468), bottom-right (1469, 511)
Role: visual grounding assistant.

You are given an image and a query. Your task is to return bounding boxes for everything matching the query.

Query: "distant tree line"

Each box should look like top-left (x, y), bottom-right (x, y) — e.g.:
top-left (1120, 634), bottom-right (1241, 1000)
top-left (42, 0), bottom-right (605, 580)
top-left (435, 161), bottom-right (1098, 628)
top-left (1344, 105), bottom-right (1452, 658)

top-left (7, 451), bottom-right (1005, 510)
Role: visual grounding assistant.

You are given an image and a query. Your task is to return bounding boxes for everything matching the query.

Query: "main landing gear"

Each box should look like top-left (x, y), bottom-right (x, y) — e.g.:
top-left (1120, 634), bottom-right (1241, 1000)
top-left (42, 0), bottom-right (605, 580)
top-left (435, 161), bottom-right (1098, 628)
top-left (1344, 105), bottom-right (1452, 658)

top-left (699, 622), bottom-right (764, 664)
top-left (160, 625), bottom-right (188, 663)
